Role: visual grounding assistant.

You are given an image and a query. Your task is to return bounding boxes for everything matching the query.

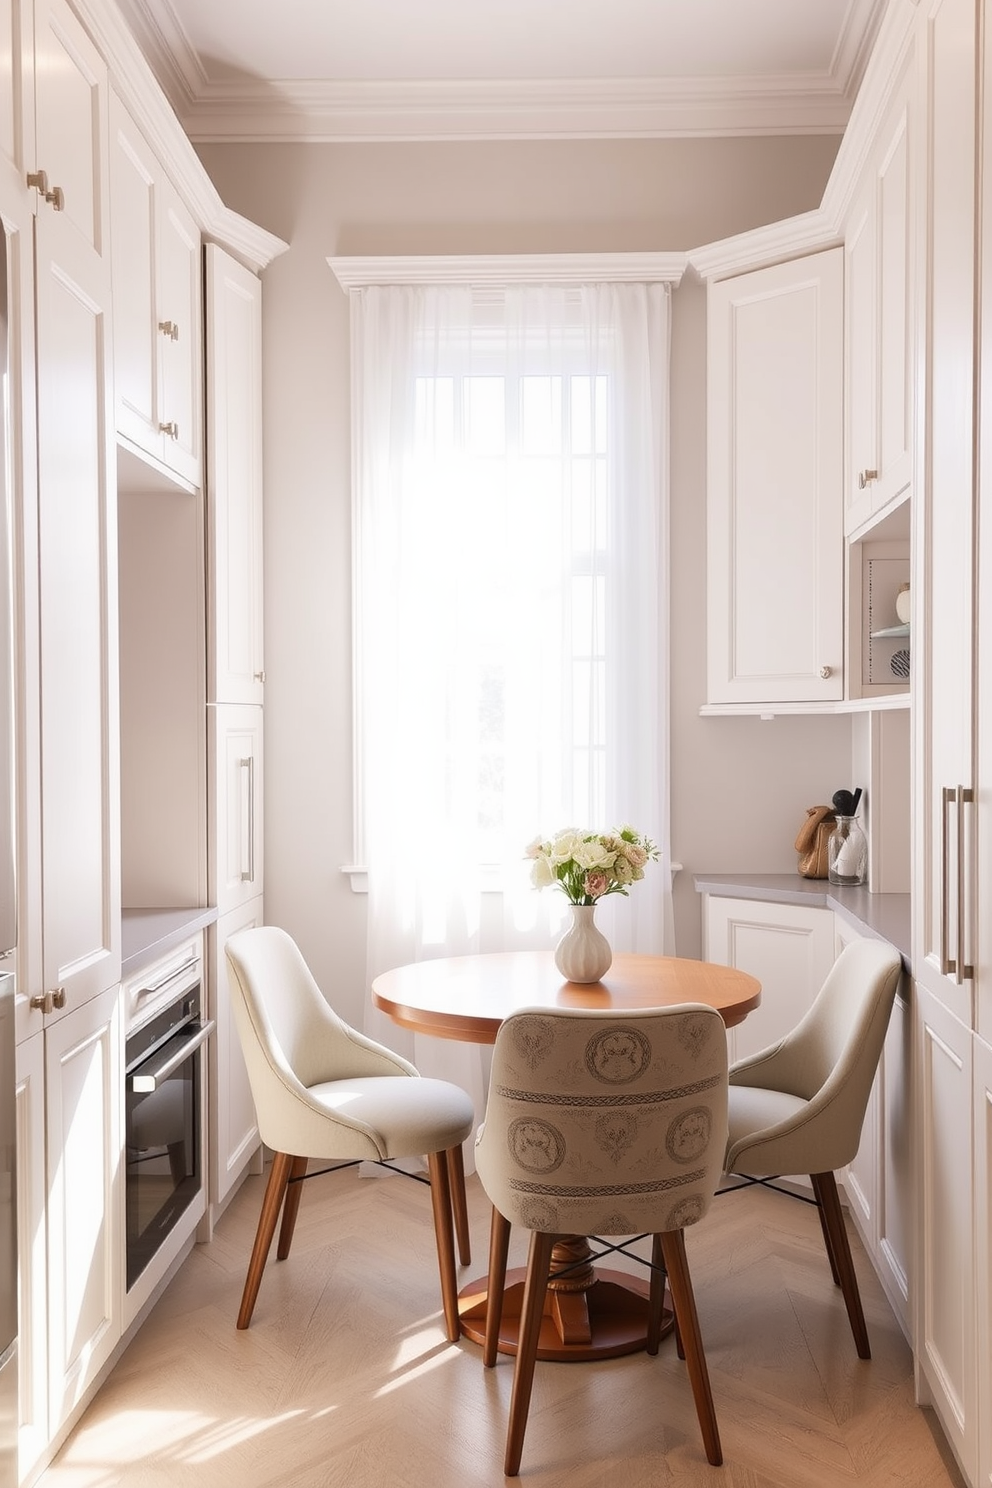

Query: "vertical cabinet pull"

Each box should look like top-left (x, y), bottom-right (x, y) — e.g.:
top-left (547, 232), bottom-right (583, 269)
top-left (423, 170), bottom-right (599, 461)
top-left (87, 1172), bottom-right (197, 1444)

top-left (940, 784), bottom-right (974, 984)
top-left (240, 755), bottom-right (255, 883)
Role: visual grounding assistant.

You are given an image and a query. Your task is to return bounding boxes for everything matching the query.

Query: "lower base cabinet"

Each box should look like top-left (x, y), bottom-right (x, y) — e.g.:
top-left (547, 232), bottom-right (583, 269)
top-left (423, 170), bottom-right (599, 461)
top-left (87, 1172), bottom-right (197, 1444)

top-left (208, 895), bottom-right (263, 1214)
top-left (44, 985), bottom-right (123, 1437)
top-left (916, 987), bottom-right (977, 1484)
top-left (15, 1033), bottom-right (48, 1481)
top-left (701, 895), bottom-right (836, 1065)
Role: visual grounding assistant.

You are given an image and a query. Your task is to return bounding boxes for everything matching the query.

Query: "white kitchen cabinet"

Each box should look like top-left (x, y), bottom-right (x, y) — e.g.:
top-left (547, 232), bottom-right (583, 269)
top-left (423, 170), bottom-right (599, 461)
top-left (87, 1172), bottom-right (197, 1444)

top-left (844, 42), bottom-right (916, 537)
top-left (701, 894), bottom-right (836, 1065)
top-left (44, 982), bottom-right (122, 1435)
top-left (208, 704), bottom-right (263, 918)
top-left (974, 1033), bottom-right (992, 1488)
top-left (207, 895), bottom-right (262, 1213)
top-left (28, 0), bottom-right (121, 1029)
top-left (916, 986), bottom-right (977, 1481)
top-left (914, 0), bottom-right (978, 1035)
top-left (706, 248), bottom-right (844, 706)
top-left (14, 1031), bottom-right (47, 1480)
top-left (205, 244), bottom-right (264, 706)
top-left (109, 91), bottom-right (202, 489)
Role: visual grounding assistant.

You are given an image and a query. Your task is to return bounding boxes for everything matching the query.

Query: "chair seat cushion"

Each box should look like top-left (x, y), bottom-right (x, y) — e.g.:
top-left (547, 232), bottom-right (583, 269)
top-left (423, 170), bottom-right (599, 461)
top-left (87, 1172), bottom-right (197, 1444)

top-left (725, 1085), bottom-right (808, 1174)
top-left (306, 1075), bottom-right (475, 1159)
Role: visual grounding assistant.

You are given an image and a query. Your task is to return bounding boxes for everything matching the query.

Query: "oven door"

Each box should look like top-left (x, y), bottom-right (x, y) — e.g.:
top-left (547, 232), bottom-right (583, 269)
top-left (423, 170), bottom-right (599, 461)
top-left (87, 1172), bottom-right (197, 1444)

top-left (125, 1017), bottom-right (214, 1290)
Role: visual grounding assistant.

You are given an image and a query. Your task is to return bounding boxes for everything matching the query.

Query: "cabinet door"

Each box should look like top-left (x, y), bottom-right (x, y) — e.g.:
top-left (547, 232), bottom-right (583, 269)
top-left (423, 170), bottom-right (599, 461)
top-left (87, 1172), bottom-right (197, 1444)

top-left (205, 244), bottom-right (264, 705)
top-left (702, 895), bottom-right (836, 1065)
top-left (209, 703), bottom-right (263, 915)
top-left (916, 987), bottom-right (977, 1482)
top-left (45, 983), bottom-right (122, 1432)
top-left (208, 895), bottom-right (262, 1211)
top-left (707, 249), bottom-right (844, 704)
top-left (845, 50), bottom-right (915, 535)
top-left (915, 0), bottom-right (978, 1032)
top-left (0, 0), bottom-right (34, 200)
top-left (109, 94), bottom-right (202, 488)
top-left (33, 0), bottom-right (121, 1019)
top-left (975, 1033), bottom-right (992, 1488)
top-left (15, 1030), bottom-right (48, 1478)
top-left (156, 172), bottom-right (201, 487)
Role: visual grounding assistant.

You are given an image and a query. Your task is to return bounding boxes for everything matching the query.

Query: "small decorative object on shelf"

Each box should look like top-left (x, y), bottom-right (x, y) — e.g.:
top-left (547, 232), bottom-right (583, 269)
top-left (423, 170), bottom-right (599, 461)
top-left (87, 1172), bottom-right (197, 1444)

top-left (828, 788), bottom-right (868, 886)
top-left (526, 826), bottom-right (659, 984)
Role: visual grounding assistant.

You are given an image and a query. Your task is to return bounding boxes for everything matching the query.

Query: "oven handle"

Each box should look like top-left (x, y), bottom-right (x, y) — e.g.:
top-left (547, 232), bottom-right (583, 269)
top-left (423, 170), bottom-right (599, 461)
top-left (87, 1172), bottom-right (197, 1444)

top-left (130, 1019), bottom-right (215, 1094)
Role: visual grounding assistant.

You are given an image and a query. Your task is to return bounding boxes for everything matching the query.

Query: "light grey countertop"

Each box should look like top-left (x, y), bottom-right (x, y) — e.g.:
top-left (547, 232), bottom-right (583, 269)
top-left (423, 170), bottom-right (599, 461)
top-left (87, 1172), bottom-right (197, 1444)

top-left (121, 906), bottom-right (219, 978)
top-left (693, 873), bottom-right (912, 967)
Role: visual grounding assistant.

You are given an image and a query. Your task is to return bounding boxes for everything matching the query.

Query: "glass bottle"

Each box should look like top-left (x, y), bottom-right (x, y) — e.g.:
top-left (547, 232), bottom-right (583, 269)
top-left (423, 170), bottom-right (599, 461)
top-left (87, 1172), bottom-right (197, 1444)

top-left (827, 815), bottom-right (868, 886)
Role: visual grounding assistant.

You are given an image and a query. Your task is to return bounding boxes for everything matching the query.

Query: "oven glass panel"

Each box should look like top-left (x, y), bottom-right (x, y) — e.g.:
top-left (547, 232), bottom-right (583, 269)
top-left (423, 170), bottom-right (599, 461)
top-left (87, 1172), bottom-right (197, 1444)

top-left (125, 1042), bottom-right (201, 1289)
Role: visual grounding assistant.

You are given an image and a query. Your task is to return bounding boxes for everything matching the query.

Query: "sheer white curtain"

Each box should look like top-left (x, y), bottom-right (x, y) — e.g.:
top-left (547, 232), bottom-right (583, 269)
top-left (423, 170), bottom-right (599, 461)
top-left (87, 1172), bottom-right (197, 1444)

top-left (351, 279), bottom-right (673, 1140)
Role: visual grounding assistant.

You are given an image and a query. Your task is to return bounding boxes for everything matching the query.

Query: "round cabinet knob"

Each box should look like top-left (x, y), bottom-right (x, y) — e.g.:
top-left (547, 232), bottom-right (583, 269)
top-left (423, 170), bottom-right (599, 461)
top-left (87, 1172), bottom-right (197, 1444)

top-left (819, 665), bottom-right (832, 679)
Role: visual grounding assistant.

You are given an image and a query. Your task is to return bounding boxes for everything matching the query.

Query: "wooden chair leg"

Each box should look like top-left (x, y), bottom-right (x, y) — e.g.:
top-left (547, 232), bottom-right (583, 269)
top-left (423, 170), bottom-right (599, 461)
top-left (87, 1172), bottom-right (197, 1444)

top-left (427, 1150), bottom-right (461, 1342)
top-left (811, 1171), bottom-right (871, 1359)
top-left (447, 1143), bottom-right (471, 1267)
top-left (237, 1150), bottom-right (294, 1330)
top-left (276, 1156), bottom-right (309, 1259)
top-left (659, 1230), bottom-right (722, 1467)
top-left (505, 1230), bottom-right (555, 1478)
top-left (812, 1178), bottom-right (843, 1286)
top-left (484, 1207), bottom-right (512, 1367)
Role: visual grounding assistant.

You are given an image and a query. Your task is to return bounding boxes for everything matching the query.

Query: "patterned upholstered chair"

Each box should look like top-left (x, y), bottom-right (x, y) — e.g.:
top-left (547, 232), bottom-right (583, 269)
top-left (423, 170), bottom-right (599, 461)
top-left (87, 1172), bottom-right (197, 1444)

top-left (225, 926), bottom-right (475, 1338)
top-left (475, 1003), bottom-right (729, 1476)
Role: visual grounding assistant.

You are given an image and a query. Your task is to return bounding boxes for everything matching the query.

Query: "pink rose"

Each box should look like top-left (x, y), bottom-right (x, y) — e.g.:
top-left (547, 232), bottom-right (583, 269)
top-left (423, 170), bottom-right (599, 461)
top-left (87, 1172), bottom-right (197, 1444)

top-left (584, 871), bottom-right (609, 899)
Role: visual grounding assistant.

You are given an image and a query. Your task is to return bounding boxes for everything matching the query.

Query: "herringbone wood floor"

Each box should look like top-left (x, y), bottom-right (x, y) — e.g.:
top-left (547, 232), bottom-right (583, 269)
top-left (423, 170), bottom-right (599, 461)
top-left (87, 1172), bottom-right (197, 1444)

top-left (39, 1165), bottom-right (966, 1487)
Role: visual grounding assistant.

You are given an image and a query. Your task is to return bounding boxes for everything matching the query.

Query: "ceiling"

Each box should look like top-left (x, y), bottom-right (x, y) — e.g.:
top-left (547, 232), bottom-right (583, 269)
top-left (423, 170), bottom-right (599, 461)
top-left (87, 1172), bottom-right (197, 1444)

top-left (115, 0), bottom-right (889, 143)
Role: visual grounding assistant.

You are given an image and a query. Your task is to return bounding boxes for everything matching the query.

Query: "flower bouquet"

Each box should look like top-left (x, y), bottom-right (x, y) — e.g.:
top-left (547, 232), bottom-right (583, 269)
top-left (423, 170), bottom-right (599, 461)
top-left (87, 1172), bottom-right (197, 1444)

top-left (526, 826), bottom-right (658, 983)
top-left (525, 826), bottom-right (659, 905)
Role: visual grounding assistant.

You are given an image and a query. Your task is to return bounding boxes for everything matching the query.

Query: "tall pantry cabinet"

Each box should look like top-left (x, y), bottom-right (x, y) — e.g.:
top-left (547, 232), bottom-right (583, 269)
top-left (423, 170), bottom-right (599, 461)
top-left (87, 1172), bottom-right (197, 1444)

top-left (205, 244), bottom-right (266, 1213)
top-left (913, 0), bottom-right (992, 1484)
top-left (2, 0), bottom-right (286, 1479)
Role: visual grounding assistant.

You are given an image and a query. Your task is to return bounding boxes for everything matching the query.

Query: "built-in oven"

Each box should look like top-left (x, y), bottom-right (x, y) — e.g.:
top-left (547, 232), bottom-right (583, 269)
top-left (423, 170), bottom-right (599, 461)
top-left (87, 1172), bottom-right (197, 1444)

top-left (124, 951), bottom-right (214, 1295)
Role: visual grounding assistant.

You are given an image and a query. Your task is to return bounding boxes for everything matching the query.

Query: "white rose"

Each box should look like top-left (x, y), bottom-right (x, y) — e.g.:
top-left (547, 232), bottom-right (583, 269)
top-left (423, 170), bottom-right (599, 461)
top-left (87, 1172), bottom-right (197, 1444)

top-left (530, 856), bottom-right (555, 889)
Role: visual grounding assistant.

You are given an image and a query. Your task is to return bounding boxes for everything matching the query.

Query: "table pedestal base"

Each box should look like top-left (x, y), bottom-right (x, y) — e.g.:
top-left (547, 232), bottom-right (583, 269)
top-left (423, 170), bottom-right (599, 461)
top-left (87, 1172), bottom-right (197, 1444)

top-left (458, 1266), bottom-right (673, 1362)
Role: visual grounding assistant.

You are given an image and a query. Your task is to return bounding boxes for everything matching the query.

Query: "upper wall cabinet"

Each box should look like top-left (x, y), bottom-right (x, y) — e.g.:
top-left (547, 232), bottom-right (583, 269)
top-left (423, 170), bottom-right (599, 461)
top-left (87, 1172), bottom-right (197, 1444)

top-left (706, 248), bottom-right (844, 706)
top-left (844, 44), bottom-right (917, 537)
top-left (109, 91), bottom-right (202, 489)
top-left (205, 244), bottom-right (264, 706)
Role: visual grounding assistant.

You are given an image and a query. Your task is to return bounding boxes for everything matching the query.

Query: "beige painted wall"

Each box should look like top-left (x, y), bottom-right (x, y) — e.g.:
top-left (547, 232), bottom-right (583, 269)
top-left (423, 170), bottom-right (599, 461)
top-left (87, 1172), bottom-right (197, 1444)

top-left (196, 134), bottom-right (853, 1024)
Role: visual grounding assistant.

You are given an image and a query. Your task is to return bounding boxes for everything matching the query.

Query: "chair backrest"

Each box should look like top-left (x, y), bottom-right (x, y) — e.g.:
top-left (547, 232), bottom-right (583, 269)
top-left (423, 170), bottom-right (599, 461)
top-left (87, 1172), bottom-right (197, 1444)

top-left (728, 937), bottom-right (902, 1173)
top-left (475, 1004), bottom-right (728, 1239)
top-left (736, 937), bottom-right (902, 1099)
top-left (224, 925), bottom-right (417, 1151)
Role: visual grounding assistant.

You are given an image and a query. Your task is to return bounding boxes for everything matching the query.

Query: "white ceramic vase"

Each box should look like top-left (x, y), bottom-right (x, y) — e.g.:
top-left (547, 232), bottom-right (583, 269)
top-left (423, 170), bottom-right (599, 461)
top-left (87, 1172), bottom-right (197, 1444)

top-left (554, 903), bottom-right (612, 983)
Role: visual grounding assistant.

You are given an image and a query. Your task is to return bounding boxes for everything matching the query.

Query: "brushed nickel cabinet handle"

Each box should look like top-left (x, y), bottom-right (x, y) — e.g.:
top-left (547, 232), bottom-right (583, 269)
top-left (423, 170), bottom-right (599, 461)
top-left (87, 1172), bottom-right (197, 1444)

top-left (819, 665), bottom-right (832, 679)
top-left (957, 785), bottom-right (974, 983)
top-left (240, 756), bottom-right (255, 882)
top-left (158, 421), bottom-right (179, 440)
top-left (26, 171), bottom-right (64, 209)
top-left (29, 986), bottom-right (66, 1014)
top-left (158, 320), bottom-right (179, 341)
top-left (858, 468), bottom-right (879, 490)
top-left (940, 786), bottom-right (953, 977)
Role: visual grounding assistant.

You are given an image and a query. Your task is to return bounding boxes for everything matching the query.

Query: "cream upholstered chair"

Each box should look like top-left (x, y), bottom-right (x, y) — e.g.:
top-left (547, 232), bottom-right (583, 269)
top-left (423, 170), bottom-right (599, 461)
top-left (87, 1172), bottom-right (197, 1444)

top-left (724, 935), bottom-right (903, 1359)
top-left (224, 925), bottom-right (475, 1338)
top-left (475, 1004), bottom-right (728, 1476)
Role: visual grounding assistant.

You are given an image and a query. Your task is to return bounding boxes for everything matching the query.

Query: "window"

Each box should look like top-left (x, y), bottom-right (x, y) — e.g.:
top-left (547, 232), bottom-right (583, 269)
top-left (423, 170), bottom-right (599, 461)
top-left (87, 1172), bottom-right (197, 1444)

top-left (339, 265), bottom-right (677, 975)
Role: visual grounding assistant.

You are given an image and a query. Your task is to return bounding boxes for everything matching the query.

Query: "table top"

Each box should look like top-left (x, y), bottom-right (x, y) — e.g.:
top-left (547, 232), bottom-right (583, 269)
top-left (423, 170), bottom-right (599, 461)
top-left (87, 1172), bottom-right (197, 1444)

top-left (372, 950), bottom-right (761, 1044)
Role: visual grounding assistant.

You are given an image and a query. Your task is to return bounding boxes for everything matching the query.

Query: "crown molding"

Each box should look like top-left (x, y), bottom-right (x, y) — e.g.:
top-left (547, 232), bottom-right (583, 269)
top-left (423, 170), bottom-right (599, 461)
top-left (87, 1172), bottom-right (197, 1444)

top-left (177, 75), bottom-right (854, 144)
top-left (110, 0), bottom-right (889, 143)
top-left (72, 0), bottom-right (288, 269)
top-left (327, 253), bottom-right (688, 291)
top-left (688, 0), bottom-right (917, 280)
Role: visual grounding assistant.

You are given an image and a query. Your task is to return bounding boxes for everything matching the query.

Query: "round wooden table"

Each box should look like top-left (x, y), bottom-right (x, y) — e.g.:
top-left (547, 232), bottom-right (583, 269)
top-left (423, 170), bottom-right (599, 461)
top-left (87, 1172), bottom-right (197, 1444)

top-left (373, 950), bottom-right (761, 1362)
